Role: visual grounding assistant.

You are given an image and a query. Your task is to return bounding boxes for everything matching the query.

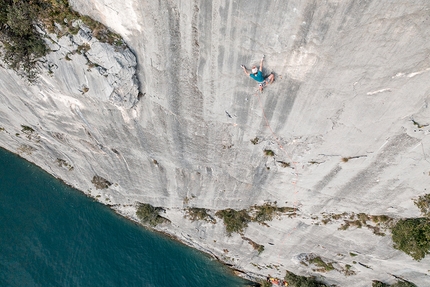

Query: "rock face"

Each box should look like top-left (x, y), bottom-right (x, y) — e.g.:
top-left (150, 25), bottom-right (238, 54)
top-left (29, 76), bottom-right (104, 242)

top-left (42, 23), bottom-right (139, 109)
top-left (1, 0), bottom-right (430, 286)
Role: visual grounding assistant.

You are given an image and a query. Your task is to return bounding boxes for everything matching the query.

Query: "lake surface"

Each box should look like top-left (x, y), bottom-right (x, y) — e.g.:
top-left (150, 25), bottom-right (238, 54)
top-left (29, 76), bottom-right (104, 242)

top-left (0, 147), bottom-right (253, 287)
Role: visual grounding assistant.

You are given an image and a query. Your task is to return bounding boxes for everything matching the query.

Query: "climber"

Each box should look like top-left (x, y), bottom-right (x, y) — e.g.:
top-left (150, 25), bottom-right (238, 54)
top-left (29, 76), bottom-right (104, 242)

top-left (241, 55), bottom-right (275, 92)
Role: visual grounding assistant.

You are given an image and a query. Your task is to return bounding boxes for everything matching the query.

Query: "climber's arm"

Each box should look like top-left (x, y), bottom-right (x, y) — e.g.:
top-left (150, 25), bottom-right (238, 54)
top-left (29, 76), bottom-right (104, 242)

top-left (241, 65), bottom-right (250, 76)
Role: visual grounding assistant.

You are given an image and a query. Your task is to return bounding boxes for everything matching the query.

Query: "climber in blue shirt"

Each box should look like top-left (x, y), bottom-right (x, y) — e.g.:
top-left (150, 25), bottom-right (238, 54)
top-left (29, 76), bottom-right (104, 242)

top-left (241, 55), bottom-right (275, 92)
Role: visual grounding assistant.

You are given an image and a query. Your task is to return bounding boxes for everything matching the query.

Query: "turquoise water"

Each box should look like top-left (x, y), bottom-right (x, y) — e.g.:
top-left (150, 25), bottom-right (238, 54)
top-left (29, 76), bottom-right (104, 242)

top-left (0, 148), bottom-right (253, 287)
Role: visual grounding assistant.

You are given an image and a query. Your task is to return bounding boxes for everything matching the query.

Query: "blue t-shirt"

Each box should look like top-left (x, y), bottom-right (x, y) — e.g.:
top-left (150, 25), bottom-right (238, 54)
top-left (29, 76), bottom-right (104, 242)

top-left (250, 70), bottom-right (264, 82)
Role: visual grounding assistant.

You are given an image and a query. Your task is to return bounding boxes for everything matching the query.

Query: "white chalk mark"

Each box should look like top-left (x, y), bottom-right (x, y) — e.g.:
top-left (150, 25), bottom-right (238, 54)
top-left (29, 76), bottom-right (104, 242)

top-left (421, 143), bottom-right (430, 163)
top-left (367, 88), bottom-right (391, 95)
top-left (392, 72), bottom-right (405, 79)
top-left (407, 68), bottom-right (430, 78)
top-left (376, 138), bottom-right (390, 153)
top-left (409, 142), bottom-right (422, 152)
top-left (392, 68), bottom-right (430, 79)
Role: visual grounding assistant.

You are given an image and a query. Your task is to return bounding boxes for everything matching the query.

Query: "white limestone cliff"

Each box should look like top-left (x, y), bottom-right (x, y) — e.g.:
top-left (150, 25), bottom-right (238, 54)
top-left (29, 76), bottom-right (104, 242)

top-left (1, 0), bottom-right (430, 286)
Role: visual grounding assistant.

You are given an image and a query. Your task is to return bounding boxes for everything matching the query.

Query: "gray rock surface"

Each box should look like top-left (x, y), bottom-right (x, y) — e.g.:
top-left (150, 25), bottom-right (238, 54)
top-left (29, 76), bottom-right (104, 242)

top-left (1, 0), bottom-right (430, 286)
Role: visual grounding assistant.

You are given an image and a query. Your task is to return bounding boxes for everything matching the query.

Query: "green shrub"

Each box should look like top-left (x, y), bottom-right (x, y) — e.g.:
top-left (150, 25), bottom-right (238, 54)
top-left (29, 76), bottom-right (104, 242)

top-left (372, 280), bottom-right (389, 287)
top-left (242, 236), bottom-right (264, 254)
top-left (21, 125), bottom-right (34, 133)
top-left (136, 203), bottom-right (169, 227)
top-left (391, 218), bottom-right (430, 260)
top-left (284, 270), bottom-right (328, 287)
top-left (414, 194), bottom-right (430, 217)
top-left (257, 244), bottom-right (264, 254)
top-left (357, 212), bottom-right (369, 223)
top-left (0, 0), bottom-right (48, 81)
top-left (0, 0), bottom-right (125, 81)
top-left (250, 137), bottom-right (259, 145)
top-left (259, 280), bottom-right (272, 287)
top-left (372, 215), bottom-right (390, 223)
top-left (264, 149), bottom-right (275, 156)
top-left (309, 256), bottom-right (334, 272)
top-left (215, 208), bottom-right (251, 236)
top-left (391, 280), bottom-right (417, 287)
top-left (277, 160), bottom-right (290, 167)
top-left (56, 158), bottom-right (73, 171)
top-left (252, 203), bottom-right (278, 223)
top-left (252, 203), bottom-right (295, 224)
top-left (185, 207), bottom-right (215, 223)
top-left (91, 175), bottom-right (112, 189)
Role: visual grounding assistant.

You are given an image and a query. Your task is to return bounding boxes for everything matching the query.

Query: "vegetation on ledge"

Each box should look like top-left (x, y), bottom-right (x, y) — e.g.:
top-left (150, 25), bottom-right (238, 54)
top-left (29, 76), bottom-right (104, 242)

top-left (215, 203), bottom-right (296, 235)
top-left (391, 217), bottom-right (430, 261)
top-left (0, 0), bottom-right (124, 81)
top-left (372, 280), bottom-right (390, 287)
top-left (251, 202), bottom-right (295, 224)
top-left (309, 256), bottom-right (334, 272)
top-left (241, 236), bottom-right (264, 254)
top-left (372, 279), bottom-right (417, 287)
top-left (91, 175), bottom-right (112, 190)
top-left (321, 212), bottom-right (394, 236)
top-left (284, 270), bottom-right (328, 287)
top-left (136, 203), bottom-right (170, 227)
top-left (414, 194), bottom-right (430, 217)
top-left (0, 0), bottom-right (47, 81)
top-left (215, 208), bottom-right (251, 236)
top-left (185, 207), bottom-right (216, 223)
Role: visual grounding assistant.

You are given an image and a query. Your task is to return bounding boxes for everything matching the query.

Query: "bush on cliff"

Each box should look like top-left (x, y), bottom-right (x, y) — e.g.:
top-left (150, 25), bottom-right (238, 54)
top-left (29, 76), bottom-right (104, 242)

top-left (391, 280), bottom-right (417, 287)
top-left (91, 175), bottom-right (112, 190)
top-left (284, 270), bottom-right (328, 287)
top-left (215, 208), bottom-right (251, 236)
top-left (414, 194), bottom-right (430, 217)
top-left (391, 218), bottom-right (430, 261)
top-left (185, 207), bottom-right (216, 223)
top-left (0, 0), bottom-right (124, 81)
top-left (372, 279), bottom-right (417, 287)
top-left (0, 0), bottom-right (48, 81)
top-left (251, 202), bottom-right (295, 224)
top-left (136, 203), bottom-right (170, 227)
top-left (372, 280), bottom-right (389, 287)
